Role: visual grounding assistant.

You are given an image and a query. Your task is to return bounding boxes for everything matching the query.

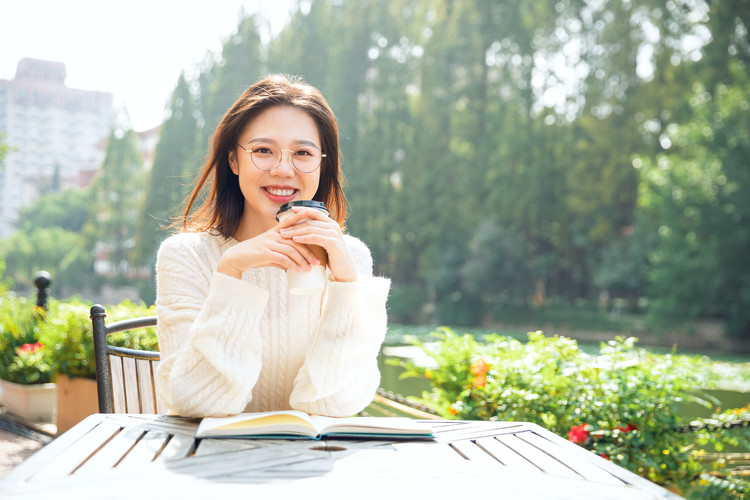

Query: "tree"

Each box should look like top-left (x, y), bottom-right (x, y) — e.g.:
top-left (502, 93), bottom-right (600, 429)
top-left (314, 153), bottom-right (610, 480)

top-left (15, 188), bottom-right (90, 233)
top-left (135, 74), bottom-right (198, 266)
top-left (0, 227), bottom-right (92, 295)
top-left (86, 127), bottom-right (145, 280)
top-left (637, 63), bottom-right (750, 336)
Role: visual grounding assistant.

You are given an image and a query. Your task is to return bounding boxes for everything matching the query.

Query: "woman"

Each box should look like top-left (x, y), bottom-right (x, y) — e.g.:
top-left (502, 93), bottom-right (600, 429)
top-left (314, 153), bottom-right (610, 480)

top-left (155, 75), bottom-right (390, 418)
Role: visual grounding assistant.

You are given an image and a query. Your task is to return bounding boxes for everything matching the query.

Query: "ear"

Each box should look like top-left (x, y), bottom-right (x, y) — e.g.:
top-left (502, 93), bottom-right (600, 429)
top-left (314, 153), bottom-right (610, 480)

top-left (228, 149), bottom-right (239, 175)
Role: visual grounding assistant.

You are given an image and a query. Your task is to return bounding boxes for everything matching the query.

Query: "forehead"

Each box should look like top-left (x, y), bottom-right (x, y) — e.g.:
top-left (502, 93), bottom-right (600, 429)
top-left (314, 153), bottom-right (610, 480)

top-left (240, 106), bottom-right (321, 145)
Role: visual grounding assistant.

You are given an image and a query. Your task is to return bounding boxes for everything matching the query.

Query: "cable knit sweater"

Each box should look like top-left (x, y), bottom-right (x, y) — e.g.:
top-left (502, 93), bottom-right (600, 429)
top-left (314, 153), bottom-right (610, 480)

top-left (155, 231), bottom-right (390, 418)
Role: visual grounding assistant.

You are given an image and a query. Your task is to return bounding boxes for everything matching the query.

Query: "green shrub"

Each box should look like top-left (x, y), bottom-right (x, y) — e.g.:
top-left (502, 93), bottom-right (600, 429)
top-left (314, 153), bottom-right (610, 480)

top-left (0, 295), bottom-right (51, 384)
top-left (394, 328), bottom-right (750, 496)
top-left (37, 299), bottom-right (158, 380)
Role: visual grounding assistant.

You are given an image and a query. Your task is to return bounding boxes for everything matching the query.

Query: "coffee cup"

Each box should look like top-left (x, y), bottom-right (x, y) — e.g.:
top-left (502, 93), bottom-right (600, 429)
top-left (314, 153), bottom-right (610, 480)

top-left (276, 201), bottom-right (329, 295)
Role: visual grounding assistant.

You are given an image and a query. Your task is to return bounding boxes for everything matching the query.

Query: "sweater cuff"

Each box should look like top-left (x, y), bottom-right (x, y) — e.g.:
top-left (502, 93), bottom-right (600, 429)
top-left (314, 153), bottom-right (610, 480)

top-left (206, 271), bottom-right (269, 311)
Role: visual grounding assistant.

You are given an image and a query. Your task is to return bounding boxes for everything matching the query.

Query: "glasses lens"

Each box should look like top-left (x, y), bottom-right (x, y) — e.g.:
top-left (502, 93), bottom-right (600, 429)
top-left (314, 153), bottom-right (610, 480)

top-left (250, 143), bottom-right (279, 171)
top-left (291, 146), bottom-right (322, 173)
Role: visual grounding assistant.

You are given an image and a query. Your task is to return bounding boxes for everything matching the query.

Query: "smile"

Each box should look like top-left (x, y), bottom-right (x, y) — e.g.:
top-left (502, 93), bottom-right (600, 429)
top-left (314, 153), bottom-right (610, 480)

top-left (264, 187), bottom-right (297, 196)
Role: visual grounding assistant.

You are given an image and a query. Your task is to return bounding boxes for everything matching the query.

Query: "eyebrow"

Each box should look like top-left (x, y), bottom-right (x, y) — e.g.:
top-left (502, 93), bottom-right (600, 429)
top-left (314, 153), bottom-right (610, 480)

top-left (245, 138), bottom-right (321, 148)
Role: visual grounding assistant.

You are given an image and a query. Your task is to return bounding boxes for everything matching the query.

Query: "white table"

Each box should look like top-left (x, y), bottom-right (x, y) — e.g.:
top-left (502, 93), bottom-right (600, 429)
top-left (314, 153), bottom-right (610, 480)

top-left (0, 413), bottom-right (681, 499)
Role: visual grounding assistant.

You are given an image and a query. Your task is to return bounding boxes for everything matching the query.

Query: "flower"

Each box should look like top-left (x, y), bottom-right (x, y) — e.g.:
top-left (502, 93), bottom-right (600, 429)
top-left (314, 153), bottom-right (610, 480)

top-left (17, 342), bottom-right (43, 354)
top-left (5, 342), bottom-right (54, 385)
top-left (567, 424), bottom-right (590, 444)
top-left (470, 358), bottom-right (489, 376)
top-left (472, 374), bottom-right (486, 389)
top-left (448, 401), bottom-right (462, 416)
top-left (617, 423), bottom-right (638, 433)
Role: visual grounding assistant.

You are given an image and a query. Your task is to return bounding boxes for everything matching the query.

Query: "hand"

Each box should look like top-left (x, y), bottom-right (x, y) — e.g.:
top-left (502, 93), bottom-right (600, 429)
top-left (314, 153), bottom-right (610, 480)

top-left (216, 224), bottom-right (321, 280)
top-left (278, 207), bottom-right (358, 282)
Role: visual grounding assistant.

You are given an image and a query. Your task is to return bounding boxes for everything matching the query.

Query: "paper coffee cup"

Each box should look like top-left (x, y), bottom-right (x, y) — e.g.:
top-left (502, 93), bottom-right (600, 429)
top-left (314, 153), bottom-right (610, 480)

top-left (276, 201), bottom-right (329, 295)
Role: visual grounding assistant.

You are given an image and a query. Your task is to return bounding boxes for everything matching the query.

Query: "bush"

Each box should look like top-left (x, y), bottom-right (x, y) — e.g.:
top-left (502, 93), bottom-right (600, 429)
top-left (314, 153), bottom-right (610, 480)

top-left (37, 299), bottom-right (158, 380)
top-left (0, 295), bottom-right (52, 384)
top-left (394, 328), bottom-right (750, 496)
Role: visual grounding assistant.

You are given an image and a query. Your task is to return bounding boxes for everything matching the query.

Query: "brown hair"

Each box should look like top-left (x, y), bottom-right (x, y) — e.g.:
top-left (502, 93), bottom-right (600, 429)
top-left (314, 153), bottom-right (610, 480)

top-left (181, 74), bottom-right (346, 237)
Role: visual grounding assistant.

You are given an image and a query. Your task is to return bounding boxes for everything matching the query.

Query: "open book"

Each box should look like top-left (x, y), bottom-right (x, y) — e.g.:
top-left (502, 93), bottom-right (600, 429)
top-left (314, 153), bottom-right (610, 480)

top-left (196, 410), bottom-right (435, 440)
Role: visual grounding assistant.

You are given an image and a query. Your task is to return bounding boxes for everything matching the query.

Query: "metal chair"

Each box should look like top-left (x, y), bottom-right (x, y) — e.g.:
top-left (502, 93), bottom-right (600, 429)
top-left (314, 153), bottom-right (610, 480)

top-left (90, 304), bottom-right (165, 414)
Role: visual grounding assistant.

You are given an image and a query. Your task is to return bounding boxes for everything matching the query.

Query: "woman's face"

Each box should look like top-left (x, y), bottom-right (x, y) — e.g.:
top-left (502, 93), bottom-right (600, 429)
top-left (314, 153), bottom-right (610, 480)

top-left (229, 105), bottom-right (322, 237)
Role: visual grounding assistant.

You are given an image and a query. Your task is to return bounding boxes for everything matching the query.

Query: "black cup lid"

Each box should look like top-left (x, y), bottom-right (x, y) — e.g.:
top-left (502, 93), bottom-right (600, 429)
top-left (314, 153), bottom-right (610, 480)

top-left (276, 200), bottom-right (328, 221)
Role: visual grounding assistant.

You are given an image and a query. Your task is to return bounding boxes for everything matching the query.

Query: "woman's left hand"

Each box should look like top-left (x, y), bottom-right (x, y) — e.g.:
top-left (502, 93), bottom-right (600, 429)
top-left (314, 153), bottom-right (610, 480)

top-left (278, 207), bottom-right (357, 282)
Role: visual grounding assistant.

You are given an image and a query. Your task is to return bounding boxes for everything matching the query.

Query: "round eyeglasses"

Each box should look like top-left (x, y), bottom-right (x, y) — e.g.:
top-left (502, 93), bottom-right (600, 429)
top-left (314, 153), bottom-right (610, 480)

top-left (236, 142), bottom-right (326, 173)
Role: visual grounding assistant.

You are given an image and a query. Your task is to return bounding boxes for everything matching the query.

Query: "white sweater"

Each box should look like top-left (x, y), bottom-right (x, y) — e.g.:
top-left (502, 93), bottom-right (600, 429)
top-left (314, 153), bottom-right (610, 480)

top-left (155, 231), bottom-right (390, 418)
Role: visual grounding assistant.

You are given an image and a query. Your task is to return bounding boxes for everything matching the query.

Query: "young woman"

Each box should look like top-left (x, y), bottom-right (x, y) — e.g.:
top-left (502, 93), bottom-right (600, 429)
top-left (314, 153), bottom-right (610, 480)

top-left (155, 75), bottom-right (390, 418)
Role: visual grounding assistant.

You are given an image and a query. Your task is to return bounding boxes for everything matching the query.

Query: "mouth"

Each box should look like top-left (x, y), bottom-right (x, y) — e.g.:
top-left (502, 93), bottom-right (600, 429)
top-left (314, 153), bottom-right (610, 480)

top-left (263, 186), bottom-right (299, 203)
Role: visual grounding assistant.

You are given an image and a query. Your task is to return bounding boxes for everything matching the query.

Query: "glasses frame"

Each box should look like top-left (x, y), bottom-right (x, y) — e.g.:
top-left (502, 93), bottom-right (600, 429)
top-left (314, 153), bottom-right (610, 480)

top-left (236, 142), bottom-right (326, 173)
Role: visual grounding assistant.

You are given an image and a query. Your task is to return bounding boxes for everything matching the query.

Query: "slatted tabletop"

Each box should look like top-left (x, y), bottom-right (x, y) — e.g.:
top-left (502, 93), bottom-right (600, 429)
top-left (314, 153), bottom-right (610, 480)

top-left (0, 413), bottom-right (681, 499)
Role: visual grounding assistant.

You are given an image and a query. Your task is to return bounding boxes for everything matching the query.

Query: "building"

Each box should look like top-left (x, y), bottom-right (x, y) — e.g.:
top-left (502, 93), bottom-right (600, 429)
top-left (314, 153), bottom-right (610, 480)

top-left (0, 58), bottom-right (114, 238)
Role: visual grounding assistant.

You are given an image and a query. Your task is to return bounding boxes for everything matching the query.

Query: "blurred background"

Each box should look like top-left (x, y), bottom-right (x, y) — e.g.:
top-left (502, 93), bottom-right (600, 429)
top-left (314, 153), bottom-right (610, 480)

top-left (1, 0), bottom-right (748, 344)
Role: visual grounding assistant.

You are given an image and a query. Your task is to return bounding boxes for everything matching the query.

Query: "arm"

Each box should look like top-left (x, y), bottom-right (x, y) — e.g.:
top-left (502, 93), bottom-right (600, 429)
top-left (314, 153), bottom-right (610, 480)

top-left (155, 234), bottom-right (268, 417)
top-left (289, 236), bottom-right (391, 416)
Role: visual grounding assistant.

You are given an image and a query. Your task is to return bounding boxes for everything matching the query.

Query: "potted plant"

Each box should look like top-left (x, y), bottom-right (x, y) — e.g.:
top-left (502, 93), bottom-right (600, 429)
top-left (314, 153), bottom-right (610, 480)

top-left (38, 299), bottom-right (159, 432)
top-left (38, 300), bottom-right (98, 432)
top-left (0, 295), bottom-right (57, 422)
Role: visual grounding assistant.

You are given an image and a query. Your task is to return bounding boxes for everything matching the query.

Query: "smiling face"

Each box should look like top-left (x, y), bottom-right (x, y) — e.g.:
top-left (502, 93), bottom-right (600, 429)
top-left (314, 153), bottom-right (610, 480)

top-left (229, 106), bottom-right (322, 238)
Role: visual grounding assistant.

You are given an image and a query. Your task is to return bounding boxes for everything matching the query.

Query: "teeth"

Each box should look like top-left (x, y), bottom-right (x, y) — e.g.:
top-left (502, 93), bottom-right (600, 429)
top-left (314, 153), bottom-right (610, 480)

top-left (266, 188), bottom-right (295, 196)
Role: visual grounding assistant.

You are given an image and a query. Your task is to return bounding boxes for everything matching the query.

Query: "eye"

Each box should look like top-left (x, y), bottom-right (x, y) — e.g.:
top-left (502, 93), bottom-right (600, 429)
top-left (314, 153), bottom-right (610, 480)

top-left (252, 145), bottom-right (275, 155)
top-left (294, 148), bottom-right (314, 157)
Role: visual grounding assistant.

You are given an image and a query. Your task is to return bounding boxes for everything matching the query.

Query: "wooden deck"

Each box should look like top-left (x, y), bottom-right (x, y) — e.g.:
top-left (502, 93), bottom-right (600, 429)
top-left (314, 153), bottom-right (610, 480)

top-left (0, 413), bottom-right (682, 499)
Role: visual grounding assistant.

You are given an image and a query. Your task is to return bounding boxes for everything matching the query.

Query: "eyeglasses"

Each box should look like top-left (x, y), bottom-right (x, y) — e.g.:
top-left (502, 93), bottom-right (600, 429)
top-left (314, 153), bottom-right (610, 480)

top-left (236, 141), bottom-right (326, 173)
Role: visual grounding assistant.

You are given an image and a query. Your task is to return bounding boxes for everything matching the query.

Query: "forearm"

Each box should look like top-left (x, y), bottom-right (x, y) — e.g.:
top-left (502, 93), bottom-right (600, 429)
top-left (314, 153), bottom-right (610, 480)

top-left (157, 270), bottom-right (269, 417)
top-left (289, 276), bottom-right (391, 416)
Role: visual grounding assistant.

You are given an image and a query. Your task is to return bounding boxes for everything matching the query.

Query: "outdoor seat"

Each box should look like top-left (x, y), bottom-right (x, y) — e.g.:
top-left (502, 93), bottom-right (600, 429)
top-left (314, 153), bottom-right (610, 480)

top-left (90, 304), bottom-right (440, 419)
top-left (90, 304), bottom-right (164, 414)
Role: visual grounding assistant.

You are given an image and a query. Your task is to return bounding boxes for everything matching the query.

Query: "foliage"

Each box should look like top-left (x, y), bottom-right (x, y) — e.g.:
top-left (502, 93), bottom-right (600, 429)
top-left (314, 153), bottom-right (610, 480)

top-left (0, 227), bottom-right (93, 293)
top-left (5, 341), bottom-right (54, 385)
top-left (135, 73), bottom-right (198, 268)
top-left (636, 63), bottom-right (750, 337)
top-left (0, 295), bottom-right (50, 384)
top-left (395, 328), bottom-right (750, 495)
top-left (15, 188), bottom-right (91, 233)
top-left (37, 299), bottom-right (157, 380)
top-left (84, 127), bottom-right (145, 279)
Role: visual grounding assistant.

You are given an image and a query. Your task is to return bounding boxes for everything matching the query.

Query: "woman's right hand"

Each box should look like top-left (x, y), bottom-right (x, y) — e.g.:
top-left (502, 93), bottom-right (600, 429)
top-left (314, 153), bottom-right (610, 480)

top-left (216, 226), bottom-right (320, 279)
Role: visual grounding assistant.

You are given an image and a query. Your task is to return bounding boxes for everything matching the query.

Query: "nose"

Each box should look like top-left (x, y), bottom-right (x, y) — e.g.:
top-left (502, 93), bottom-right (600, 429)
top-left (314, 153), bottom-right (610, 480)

top-left (273, 150), bottom-right (295, 177)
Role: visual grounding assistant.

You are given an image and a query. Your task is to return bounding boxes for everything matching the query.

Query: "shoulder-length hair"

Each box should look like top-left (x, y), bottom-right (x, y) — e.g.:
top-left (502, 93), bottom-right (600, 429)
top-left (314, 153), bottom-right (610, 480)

top-left (181, 74), bottom-right (346, 237)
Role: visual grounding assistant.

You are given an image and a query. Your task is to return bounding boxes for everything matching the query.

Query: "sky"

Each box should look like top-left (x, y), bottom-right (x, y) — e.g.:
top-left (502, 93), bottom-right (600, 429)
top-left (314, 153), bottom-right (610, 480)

top-left (1, 0), bottom-right (295, 131)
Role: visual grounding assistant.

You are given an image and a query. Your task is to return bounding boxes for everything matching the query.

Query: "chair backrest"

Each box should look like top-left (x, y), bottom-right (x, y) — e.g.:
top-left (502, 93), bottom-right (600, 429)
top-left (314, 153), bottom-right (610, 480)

top-left (90, 304), bottom-right (165, 414)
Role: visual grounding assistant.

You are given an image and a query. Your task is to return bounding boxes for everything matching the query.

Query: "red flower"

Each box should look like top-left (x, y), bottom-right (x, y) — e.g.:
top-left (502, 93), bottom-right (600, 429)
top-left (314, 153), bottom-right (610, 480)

top-left (17, 342), bottom-right (43, 354)
top-left (567, 424), bottom-right (590, 444)
top-left (617, 423), bottom-right (637, 433)
top-left (599, 453), bottom-right (609, 460)
top-left (470, 359), bottom-right (489, 376)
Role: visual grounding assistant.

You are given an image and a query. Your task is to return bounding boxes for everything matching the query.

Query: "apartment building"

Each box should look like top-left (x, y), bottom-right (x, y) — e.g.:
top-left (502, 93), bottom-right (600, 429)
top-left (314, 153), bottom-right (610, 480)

top-left (0, 58), bottom-right (113, 238)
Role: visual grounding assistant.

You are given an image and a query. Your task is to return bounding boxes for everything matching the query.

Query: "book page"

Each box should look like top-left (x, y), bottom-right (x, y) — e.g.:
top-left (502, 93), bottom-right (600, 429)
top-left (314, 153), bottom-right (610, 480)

top-left (308, 416), bottom-right (434, 436)
top-left (197, 410), bottom-right (318, 438)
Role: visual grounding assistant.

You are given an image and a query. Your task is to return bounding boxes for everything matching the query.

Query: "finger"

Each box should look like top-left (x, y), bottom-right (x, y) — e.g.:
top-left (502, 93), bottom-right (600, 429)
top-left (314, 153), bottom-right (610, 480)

top-left (272, 239), bottom-right (320, 268)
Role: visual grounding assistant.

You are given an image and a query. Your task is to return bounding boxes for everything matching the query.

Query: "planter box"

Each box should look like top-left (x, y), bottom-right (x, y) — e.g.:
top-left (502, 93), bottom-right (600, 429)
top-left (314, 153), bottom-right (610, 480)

top-left (55, 375), bottom-right (99, 433)
top-left (0, 378), bottom-right (57, 422)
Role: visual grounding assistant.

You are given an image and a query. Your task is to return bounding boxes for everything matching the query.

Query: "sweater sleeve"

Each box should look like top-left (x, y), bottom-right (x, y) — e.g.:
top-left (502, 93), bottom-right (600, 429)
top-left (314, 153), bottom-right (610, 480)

top-left (155, 234), bottom-right (268, 417)
top-left (289, 236), bottom-right (391, 416)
